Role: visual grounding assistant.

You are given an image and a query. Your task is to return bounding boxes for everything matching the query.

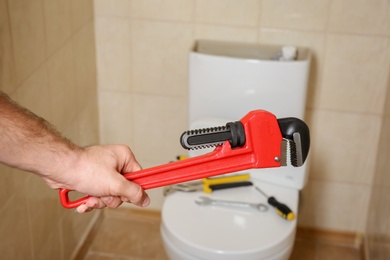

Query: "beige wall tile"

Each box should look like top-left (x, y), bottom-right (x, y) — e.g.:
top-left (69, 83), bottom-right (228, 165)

top-left (98, 90), bottom-right (133, 145)
top-left (47, 41), bottom-right (77, 130)
top-left (328, 0), bottom-right (390, 35)
top-left (131, 21), bottom-right (193, 96)
top-left (25, 176), bottom-right (62, 260)
top-left (70, 0), bottom-right (94, 30)
top-left (72, 21), bottom-right (98, 111)
top-left (365, 187), bottom-right (380, 241)
top-left (94, 0), bottom-right (131, 18)
top-left (95, 17), bottom-right (131, 91)
top-left (0, 191), bottom-right (33, 259)
top-left (375, 187), bottom-right (390, 238)
top-left (72, 21), bottom-right (99, 131)
top-left (385, 80), bottom-right (390, 116)
top-left (131, 0), bottom-right (194, 22)
top-left (299, 179), bottom-right (370, 232)
top-left (34, 226), bottom-right (62, 260)
top-left (195, 24), bottom-right (258, 43)
top-left (308, 110), bottom-right (381, 184)
top-left (0, 0), bottom-right (17, 94)
top-left (365, 82), bottom-right (390, 255)
top-left (319, 34), bottom-right (390, 114)
top-left (8, 0), bottom-right (46, 84)
top-left (60, 210), bottom-right (98, 260)
top-left (373, 115), bottom-right (390, 188)
top-left (261, 0), bottom-right (330, 31)
top-left (366, 187), bottom-right (390, 243)
top-left (259, 29), bottom-right (326, 109)
top-left (76, 95), bottom-right (100, 147)
top-left (195, 0), bottom-right (260, 27)
top-left (16, 64), bottom-right (51, 120)
top-left (63, 115), bottom-right (81, 144)
top-left (0, 165), bottom-right (20, 212)
top-left (368, 245), bottom-right (390, 259)
top-left (132, 94), bottom-right (187, 165)
top-left (43, 0), bottom-right (72, 56)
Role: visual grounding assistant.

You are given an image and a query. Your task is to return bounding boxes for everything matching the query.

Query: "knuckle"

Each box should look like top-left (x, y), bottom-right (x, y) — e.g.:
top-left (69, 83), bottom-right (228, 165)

top-left (103, 196), bottom-right (122, 208)
top-left (87, 197), bottom-right (106, 209)
top-left (111, 175), bottom-right (145, 205)
top-left (102, 196), bottom-right (113, 205)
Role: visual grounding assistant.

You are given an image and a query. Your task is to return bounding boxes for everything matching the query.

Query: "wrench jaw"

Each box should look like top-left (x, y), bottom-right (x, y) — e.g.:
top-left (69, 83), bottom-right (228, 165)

top-left (277, 118), bottom-right (310, 167)
top-left (280, 139), bottom-right (288, 167)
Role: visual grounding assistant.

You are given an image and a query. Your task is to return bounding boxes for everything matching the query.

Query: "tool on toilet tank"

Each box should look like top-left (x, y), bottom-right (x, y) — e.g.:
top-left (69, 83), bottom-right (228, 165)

top-left (163, 173), bottom-right (253, 196)
top-left (59, 110), bottom-right (310, 209)
top-left (255, 186), bottom-right (295, 221)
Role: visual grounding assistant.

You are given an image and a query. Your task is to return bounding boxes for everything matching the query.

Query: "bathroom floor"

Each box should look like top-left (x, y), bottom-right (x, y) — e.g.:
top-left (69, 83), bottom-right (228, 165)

top-left (77, 208), bottom-right (362, 260)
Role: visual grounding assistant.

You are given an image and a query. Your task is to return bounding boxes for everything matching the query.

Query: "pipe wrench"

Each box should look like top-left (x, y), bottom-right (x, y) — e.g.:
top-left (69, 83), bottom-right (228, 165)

top-left (59, 110), bottom-right (310, 208)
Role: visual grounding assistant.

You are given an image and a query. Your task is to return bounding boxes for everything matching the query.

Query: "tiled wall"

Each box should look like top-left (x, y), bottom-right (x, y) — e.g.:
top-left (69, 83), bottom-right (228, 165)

top-left (95, 0), bottom-right (390, 233)
top-left (365, 80), bottom-right (390, 257)
top-left (0, 0), bottom-right (99, 259)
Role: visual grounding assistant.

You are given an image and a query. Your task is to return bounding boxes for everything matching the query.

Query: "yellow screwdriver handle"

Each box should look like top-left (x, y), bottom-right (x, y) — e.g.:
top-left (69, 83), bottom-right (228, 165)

top-left (202, 173), bottom-right (251, 193)
top-left (268, 197), bottom-right (295, 221)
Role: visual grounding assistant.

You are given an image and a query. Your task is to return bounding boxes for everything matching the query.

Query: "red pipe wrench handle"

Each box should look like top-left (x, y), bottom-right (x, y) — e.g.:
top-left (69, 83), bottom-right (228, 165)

top-left (59, 110), bottom-right (283, 209)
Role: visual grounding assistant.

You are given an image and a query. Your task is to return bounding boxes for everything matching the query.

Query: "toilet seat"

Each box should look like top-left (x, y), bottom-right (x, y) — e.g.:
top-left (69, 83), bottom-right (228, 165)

top-left (161, 179), bottom-right (299, 260)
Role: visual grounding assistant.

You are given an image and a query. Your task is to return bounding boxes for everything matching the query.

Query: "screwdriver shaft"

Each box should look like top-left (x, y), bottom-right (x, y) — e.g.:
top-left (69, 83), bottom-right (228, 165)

top-left (254, 186), bottom-right (269, 198)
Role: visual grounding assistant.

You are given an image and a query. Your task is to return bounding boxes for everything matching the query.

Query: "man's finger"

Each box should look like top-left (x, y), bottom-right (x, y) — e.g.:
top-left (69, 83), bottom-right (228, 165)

top-left (115, 178), bottom-right (150, 207)
top-left (101, 196), bottom-right (123, 208)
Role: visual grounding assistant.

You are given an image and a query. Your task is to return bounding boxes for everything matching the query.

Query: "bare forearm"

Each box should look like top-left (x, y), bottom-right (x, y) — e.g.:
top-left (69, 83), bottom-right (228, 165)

top-left (0, 91), bottom-right (150, 212)
top-left (0, 91), bottom-right (81, 180)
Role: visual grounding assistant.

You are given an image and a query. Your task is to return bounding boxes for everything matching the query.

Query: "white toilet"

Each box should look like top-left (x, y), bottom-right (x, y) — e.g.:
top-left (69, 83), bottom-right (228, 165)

top-left (161, 40), bottom-right (311, 260)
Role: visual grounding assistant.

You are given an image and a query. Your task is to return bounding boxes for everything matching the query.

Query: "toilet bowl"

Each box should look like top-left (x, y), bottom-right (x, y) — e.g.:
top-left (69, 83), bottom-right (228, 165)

top-left (161, 178), bottom-right (299, 260)
top-left (161, 40), bottom-right (311, 260)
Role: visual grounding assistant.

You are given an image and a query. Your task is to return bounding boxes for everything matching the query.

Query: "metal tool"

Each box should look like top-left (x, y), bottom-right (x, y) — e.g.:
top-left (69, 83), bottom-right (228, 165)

top-left (255, 186), bottom-right (295, 221)
top-left (195, 196), bottom-right (268, 212)
top-left (164, 181), bottom-right (253, 196)
top-left (59, 110), bottom-right (310, 209)
top-left (164, 173), bottom-right (252, 196)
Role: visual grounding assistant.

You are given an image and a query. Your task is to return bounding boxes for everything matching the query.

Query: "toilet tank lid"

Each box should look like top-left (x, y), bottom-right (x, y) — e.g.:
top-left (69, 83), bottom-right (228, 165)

top-left (192, 39), bottom-right (311, 62)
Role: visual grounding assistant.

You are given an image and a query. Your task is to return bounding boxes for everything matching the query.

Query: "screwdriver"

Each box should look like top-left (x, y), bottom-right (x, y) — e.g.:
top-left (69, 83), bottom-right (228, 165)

top-left (255, 186), bottom-right (295, 221)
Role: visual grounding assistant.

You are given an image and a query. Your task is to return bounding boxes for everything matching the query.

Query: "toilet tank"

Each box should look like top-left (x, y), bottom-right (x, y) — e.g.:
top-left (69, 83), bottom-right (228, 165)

top-left (188, 40), bottom-right (311, 190)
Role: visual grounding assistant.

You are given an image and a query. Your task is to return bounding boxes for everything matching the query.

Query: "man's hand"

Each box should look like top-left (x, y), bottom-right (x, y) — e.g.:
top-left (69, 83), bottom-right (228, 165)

top-left (43, 145), bottom-right (150, 213)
